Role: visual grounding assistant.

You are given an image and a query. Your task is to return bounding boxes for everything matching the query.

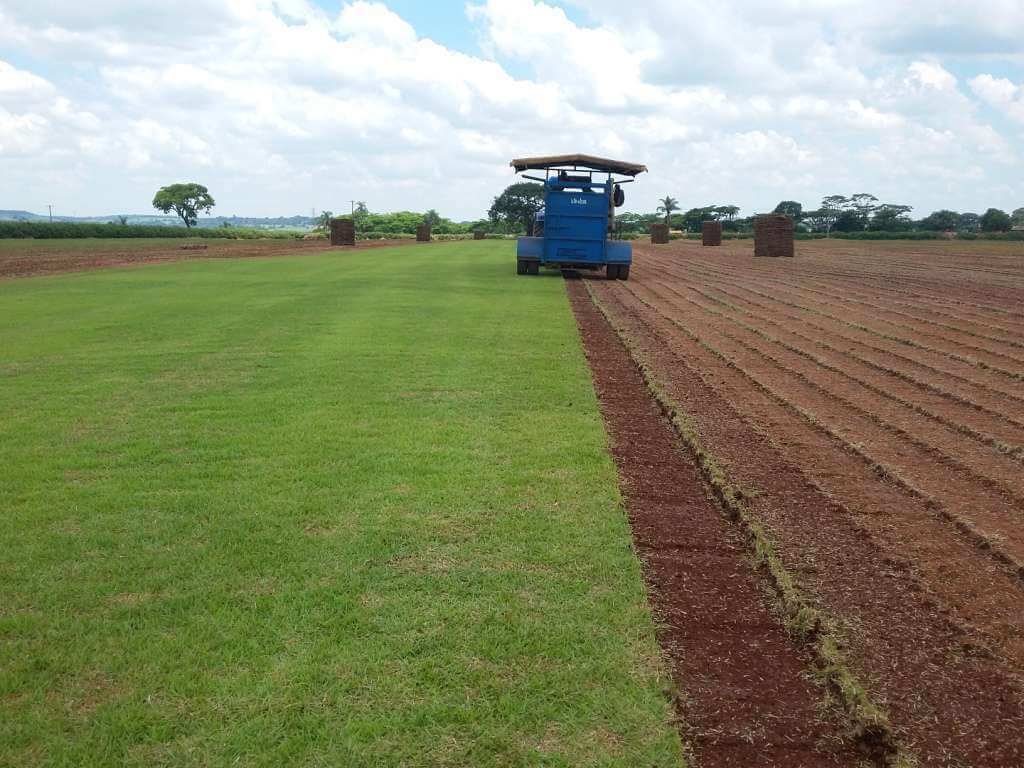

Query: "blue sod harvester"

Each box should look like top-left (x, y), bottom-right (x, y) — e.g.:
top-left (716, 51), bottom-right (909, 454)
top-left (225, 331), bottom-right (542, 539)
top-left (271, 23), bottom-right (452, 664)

top-left (511, 154), bottom-right (647, 280)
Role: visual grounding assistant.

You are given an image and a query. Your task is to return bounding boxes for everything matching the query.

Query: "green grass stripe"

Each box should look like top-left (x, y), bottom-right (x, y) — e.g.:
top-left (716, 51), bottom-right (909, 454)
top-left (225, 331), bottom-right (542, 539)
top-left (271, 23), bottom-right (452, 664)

top-left (0, 242), bottom-right (682, 767)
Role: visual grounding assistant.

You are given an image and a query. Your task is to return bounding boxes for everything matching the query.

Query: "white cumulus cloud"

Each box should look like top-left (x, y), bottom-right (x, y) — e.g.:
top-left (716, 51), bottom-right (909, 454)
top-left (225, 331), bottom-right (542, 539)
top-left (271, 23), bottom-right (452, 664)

top-left (0, 0), bottom-right (1020, 219)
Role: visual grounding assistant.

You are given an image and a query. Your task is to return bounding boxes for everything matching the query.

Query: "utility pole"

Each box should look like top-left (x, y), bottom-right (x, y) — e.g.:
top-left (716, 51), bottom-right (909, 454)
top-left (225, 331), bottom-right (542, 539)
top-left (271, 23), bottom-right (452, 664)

top-left (350, 200), bottom-right (356, 216)
top-left (47, 204), bottom-right (53, 223)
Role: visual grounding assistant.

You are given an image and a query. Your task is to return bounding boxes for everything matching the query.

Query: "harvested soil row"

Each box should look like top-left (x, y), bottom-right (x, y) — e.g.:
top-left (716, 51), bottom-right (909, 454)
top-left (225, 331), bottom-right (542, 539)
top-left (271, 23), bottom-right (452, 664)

top-left (737, 269), bottom-right (1024, 338)
top-left (680, 260), bottom-right (1024, 372)
top-left (653, 277), bottom-right (1024, 464)
top-left (0, 238), bottom-right (420, 281)
top-left (673, 259), bottom-right (1024, 384)
top-left (661, 261), bottom-right (1024, 402)
top-left (597, 280), bottom-right (1024, 671)
top-left (623, 277), bottom-right (1024, 568)
top-left (641, 241), bottom-right (1024, 315)
top-left (668, 269), bottom-right (1024, 416)
top-left (565, 277), bottom-right (861, 767)
top-left (589, 276), bottom-right (1024, 766)
top-left (706, 266), bottom-right (1024, 358)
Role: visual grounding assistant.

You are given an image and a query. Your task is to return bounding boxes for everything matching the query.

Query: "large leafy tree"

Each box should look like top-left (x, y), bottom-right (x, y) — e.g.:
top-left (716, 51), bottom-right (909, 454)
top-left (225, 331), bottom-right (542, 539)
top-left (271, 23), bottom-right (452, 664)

top-left (833, 210), bottom-right (865, 232)
top-left (423, 209), bottom-right (441, 228)
top-left (807, 195), bottom-right (847, 235)
top-left (980, 208), bottom-right (1012, 232)
top-left (681, 206), bottom-right (716, 232)
top-left (1012, 207), bottom-right (1024, 228)
top-left (488, 182), bottom-right (544, 233)
top-left (919, 210), bottom-right (961, 231)
top-left (849, 193), bottom-right (879, 224)
top-left (773, 201), bottom-right (803, 221)
top-left (869, 204), bottom-right (914, 231)
top-left (957, 212), bottom-right (981, 233)
top-left (656, 196), bottom-right (680, 224)
top-left (152, 183), bottom-right (215, 228)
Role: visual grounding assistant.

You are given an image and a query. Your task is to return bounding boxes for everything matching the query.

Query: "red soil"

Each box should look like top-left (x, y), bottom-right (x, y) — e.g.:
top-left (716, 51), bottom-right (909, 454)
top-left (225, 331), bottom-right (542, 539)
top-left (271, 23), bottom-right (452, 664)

top-left (0, 238), bottom-right (417, 280)
top-left (580, 238), bottom-right (1024, 766)
top-left (567, 277), bottom-right (859, 767)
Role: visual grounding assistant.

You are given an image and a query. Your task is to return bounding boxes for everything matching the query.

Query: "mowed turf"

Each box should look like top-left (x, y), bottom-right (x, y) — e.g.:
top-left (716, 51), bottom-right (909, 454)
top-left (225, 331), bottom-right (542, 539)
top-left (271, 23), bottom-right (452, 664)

top-left (0, 242), bottom-right (682, 767)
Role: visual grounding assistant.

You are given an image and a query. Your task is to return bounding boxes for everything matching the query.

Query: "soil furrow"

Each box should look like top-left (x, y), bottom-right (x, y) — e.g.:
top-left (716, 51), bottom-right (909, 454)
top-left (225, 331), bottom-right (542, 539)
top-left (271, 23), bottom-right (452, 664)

top-left (594, 281), bottom-right (1024, 671)
top-left (617, 277), bottom-right (1024, 572)
top-left (654, 277), bottom-right (1024, 461)
top-left (680, 260), bottom-right (1024, 370)
top-left (565, 277), bottom-right (862, 767)
top-left (706, 267), bottom-right (1024, 357)
top-left (638, 280), bottom-right (1024, 495)
top-left (648, 245), bottom-right (1024, 318)
top-left (676, 272), bottom-right (1024, 413)
top-left (670, 261), bottom-right (1024, 384)
top-left (587, 275), bottom-right (1024, 767)
top-left (671, 265), bottom-right (1024, 402)
top-left (742, 271), bottom-right (1024, 338)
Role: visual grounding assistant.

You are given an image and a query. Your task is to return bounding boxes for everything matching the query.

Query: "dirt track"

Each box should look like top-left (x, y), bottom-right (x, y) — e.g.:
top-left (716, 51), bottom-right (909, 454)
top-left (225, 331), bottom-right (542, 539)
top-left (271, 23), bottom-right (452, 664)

top-left (569, 277), bottom-right (859, 767)
top-left (577, 238), bottom-right (1024, 766)
top-left (0, 237), bottom-right (417, 280)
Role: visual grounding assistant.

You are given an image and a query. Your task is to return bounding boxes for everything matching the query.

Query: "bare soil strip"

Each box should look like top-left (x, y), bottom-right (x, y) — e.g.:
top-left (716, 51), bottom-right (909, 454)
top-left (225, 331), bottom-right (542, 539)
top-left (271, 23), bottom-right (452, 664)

top-left (641, 277), bottom-right (1024, 474)
top-left (620, 278), bottom-right (1024, 570)
top-left (690, 257), bottom-right (1024, 327)
top-left (669, 263), bottom-right (1024, 401)
top-left (565, 277), bottom-right (862, 767)
top-left (586, 272), bottom-right (1024, 766)
top-left (0, 238), bottom-right (418, 280)
top-left (597, 280), bottom-right (1024, 665)
top-left (672, 278), bottom-right (1024, 456)
top-left (679, 259), bottom-right (1024, 373)
top-left (672, 273), bottom-right (1024, 427)
top-left (675, 259), bottom-right (1024, 385)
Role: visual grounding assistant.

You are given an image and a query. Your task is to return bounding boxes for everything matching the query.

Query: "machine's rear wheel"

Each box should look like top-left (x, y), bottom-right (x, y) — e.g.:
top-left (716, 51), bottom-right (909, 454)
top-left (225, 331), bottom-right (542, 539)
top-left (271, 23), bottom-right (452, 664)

top-left (617, 265), bottom-right (630, 281)
top-left (517, 260), bottom-right (528, 275)
top-left (606, 264), bottom-right (619, 280)
top-left (529, 261), bottom-right (540, 275)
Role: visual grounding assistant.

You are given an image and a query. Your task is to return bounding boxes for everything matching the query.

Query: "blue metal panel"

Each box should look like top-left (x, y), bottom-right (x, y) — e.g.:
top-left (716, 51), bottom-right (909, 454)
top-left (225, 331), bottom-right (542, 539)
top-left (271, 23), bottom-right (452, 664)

top-left (516, 236), bottom-right (543, 260)
top-left (606, 239), bottom-right (632, 264)
top-left (542, 186), bottom-right (608, 265)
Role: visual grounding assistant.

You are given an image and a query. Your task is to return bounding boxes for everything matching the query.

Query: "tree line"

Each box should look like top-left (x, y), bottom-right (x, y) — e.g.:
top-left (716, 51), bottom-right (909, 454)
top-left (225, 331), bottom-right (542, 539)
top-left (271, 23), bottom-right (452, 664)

top-left (483, 182), bottom-right (1024, 237)
top-left (625, 194), bottom-right (1023, 236)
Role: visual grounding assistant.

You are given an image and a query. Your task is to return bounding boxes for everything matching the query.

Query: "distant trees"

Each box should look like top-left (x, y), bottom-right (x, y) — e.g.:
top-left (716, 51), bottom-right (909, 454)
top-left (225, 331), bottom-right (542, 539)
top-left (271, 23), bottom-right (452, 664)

top-left (869, 204), bottom-right (914, 231)
top-left (773, 201), bottom-right (803, 221)
top-left (423, 209), bottom-right (441, 228)
top-left (919, 210), bottom-right (961, 231)
top-left (613, 194), bottom-right (1018, 239)
top-left (152, 183), bottom-right (215, 228)
top-left (489, 182), bottom-right (544, 233)
top-left (980, 208), bottom-right (1012, 232)
top-left (317, 211), bottom-right (333, 232)
top-left (957, 212), bottom-right (981, 233)
top-left (656, 196), bottom-right (680, 224)
top-left (673, 205), bottom-right (742, 232)
top-left (800, 194), bottom-right (911, 234)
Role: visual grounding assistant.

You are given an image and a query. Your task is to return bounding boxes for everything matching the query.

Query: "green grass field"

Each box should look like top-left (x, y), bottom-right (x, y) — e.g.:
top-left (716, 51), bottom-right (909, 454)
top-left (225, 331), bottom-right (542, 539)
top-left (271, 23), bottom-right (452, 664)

top-left (0, 242), bottom-right (681, 767)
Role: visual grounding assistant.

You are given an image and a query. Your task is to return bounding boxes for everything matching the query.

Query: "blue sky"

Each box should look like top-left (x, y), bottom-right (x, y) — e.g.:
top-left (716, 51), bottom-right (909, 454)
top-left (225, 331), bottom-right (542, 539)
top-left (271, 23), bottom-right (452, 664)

top-left (1, 0), bottom-right (1022, 220)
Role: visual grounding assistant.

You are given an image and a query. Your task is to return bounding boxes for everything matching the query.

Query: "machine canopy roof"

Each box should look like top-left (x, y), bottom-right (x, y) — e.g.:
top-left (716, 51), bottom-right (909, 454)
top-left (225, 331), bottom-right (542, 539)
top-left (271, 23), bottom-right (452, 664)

top-left (510, 154), bottom-right (647, 177)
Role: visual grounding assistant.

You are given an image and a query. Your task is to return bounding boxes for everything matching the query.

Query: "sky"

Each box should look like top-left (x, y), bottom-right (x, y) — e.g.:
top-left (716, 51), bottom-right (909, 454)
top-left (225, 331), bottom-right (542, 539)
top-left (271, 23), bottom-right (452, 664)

top-left (1, 0), bottom-right (1023, 221)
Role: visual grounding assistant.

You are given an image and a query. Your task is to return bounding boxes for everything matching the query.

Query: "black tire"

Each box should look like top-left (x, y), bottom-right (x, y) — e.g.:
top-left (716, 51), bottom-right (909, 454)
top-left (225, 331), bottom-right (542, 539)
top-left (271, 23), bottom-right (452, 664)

top-left (606, 264), bottom-right (619, 280)
top-left (517, 260), bottom-right (527, 275)
top-left (617, 264), bottom-right (630, 281)
top-left (613, 185), bottom-right (625, 207)
top-left (528, 261), bottom-right (540, 275)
